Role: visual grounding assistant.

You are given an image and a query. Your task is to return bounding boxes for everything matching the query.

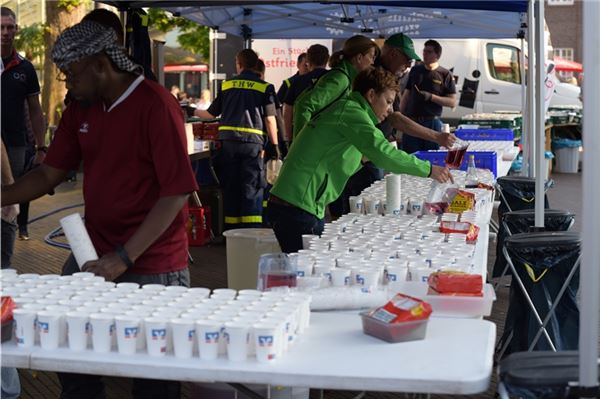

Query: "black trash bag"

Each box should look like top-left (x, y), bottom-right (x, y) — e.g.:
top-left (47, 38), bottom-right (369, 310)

top-left (493, 176), bottom-right (553, 278)
top-left (492, 209), bottom-right (575, 278)
top-left (497, 232), bottom-right (581, 359)
top-left (499, 351), bottom-right (596, 399)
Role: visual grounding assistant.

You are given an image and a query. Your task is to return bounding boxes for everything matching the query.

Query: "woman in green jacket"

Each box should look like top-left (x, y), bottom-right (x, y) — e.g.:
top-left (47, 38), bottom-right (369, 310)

top-left (269, 67), bottom-right (453, 253)
top-left (292, 35), bottom-right (379, 139)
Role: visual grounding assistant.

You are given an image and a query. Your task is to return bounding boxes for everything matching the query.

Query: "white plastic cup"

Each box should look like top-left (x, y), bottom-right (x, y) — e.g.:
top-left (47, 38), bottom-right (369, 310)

top-left (211, 288), bottom-right (237, 300)
top-left (115, 282), bottom-right (140, 292)
top-left (72, 272), bottom-right (95, 279)
top-left (224, 322), bottom-right (250, 361)
top-left (13, 308), bottom-right (37, 348)
top-left (385, 266), bottom-right (408, 285)
top-left (90, 313), bottom-right (115, 353)
top-left (185, 287), bottom-right (211, 298)
top-left (356, 269), bottom-right (380, 292)
top-left (66, 311), bottom-right (89, 351)
top-left (141, 284), bottom-right (165, 292)
top-left (254, 323), bottom-right (280, 363)
top-left (144, 317), bottom-right (168, 356)
top-left (330, 268), bottom-right (351, 287)
top-left (170, 318), bottom-right (196, 359)
top-left (295, 262), bottom-right (313, 278)
top-left (37, 310), bottom-right (62, 350)
top-left (348, 196), bottom-right (363, 214)
top-left (301, 234), bottom-right (317, 249)
top-left (45, 305), bottom-right (69, 345)
top-left (115, 315), bottom-right (141, 355)
top-left (196, 319), bottom-right (222, 360)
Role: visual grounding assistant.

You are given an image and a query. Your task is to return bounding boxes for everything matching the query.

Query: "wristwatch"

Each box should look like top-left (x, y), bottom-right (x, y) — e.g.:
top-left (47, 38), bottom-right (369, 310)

top-left (35, 145), bottom-right (48, 153)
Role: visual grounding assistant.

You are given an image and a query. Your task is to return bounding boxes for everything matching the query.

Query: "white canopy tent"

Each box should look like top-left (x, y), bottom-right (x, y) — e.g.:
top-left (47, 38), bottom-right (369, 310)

top-left (102, 0), bottom-right (598, 393)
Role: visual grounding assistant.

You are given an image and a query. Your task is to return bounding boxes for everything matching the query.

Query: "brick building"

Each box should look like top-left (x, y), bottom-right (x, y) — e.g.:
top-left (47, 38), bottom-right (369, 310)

top-left (545, 0), bottom-right (583, 79)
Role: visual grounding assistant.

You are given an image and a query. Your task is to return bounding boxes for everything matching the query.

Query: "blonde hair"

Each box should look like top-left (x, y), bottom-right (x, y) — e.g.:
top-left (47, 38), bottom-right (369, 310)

top-left (329, 35), bottom-right (380, 68)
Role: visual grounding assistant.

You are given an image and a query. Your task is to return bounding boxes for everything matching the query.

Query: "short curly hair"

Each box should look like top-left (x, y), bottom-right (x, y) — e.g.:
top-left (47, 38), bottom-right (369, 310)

top-left (352, 66), bottom-right (400, 95)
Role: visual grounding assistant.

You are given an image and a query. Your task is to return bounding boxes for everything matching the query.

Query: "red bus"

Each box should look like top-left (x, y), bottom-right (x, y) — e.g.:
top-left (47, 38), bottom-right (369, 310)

top-left (164, 64), bottom-right (209, 100)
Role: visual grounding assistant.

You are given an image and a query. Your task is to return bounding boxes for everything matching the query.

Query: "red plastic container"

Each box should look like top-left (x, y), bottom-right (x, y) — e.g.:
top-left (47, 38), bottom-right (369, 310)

top-left (360, 310), bottom-right (429, 343)
top-left (187, 206), bottom-right (212, 246)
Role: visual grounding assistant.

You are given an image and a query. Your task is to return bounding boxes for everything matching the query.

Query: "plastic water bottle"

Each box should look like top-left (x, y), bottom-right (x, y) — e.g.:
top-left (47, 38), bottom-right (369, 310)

top-left (465, 155), bottom-right (478, 188)
top-left (266, 159), bottom-right (283, 185)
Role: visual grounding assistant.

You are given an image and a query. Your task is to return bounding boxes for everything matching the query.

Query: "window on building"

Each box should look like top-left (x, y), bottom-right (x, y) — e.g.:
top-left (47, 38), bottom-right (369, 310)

top-left (548, 0), bottom-right (574, 5)
top-left (486, 44), bottom-right (521, 84)
top-left (554, 48), bottom-right (574, 61)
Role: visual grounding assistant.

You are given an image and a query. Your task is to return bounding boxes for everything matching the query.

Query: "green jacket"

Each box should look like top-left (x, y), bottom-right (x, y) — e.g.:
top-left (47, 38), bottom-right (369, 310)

top-left (292, 59), bottom-right (357, 139)
top-left (271, 91), bottom-right (432, 219)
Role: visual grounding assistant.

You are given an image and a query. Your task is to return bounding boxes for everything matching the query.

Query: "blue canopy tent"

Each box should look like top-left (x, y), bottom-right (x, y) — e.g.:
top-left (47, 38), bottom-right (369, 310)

top-left (98, 1), bottom-right (597, 395)
top-left (162, 2), bottom-right (527, 40)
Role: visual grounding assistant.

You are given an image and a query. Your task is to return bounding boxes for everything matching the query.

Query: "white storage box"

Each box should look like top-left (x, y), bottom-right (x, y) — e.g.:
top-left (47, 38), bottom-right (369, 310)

top-left (388, 282), bottom-right (496, 318)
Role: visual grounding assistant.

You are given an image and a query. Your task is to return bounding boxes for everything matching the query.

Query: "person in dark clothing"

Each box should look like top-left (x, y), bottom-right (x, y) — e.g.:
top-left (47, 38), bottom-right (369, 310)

top-left (276, 52), bottom-right (308, 104)
top-left (282, 44), bottom-right (330, 143)
top-left (1, 6), bottom-right (46, 265)
top-left (400, 39), bottom-right (457, 154)
top-left (194, 49), bottom-right (279, 230)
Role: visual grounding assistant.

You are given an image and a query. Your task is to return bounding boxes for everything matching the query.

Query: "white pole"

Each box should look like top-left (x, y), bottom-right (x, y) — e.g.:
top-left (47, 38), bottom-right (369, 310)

top-left (580, 1), bottom-right (600, 396)
top-left (527, 0), bottom-right (536, 178)
top-left (534, 0), bottom-right (545, 228)
top-left (520, 36), bottom-right (528, 176)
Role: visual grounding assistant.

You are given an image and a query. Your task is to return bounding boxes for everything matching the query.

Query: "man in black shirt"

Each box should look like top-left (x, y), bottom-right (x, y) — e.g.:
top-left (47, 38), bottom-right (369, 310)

top-left (1, 6), bottom-right (45, 267)
top-left (276, 52), bottom-right (308, 105)
top-left (283, 44), bottom-right (329, 144)
top-left (400, 39), bottom-right (457, 153)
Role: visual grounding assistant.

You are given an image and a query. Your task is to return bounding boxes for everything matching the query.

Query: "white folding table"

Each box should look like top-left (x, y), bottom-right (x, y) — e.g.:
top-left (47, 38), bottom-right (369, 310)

top-left (2, 312), bottom-right (496, 395)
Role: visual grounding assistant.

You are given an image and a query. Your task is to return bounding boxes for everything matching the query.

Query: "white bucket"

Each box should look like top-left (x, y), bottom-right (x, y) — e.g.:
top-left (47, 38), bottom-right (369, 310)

top-left (222, 228), bottom-right (281, 290)
top-left (554, 147), bottom-right (580, 173)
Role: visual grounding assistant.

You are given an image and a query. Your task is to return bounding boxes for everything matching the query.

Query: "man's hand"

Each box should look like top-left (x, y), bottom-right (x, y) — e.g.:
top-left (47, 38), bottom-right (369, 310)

top-left (33, 151), bottom-right (46, 165)
top-left (437, 133), bottom-right (457, 148)
top-left (82, 252), bottom-right (128, 282)
top-left (1, 205), bottom-right (19, 223)
top-left (415, 85), bottom-right (432, 102)
top-left (419, 90), bottom-right (433, 102)
top-left (274, 145), bottom-right (282, 160)
top-left (430, 165), bottom-right (454, 184)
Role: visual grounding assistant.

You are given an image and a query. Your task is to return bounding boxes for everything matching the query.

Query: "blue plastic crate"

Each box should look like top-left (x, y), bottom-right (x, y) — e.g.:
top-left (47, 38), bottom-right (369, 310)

top-left (455, 128), bottom-right (514, 141)
top-left (414, 151), bottom-right (498, 177)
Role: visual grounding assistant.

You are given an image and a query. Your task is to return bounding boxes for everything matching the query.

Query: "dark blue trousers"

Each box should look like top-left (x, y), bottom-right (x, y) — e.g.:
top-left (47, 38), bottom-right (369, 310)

top-left (267, 202), bottom-right (324, 253)
top-left (214, 141), bottom-right (265, 230)
top-left (401, 118), bottom-right (443, 154)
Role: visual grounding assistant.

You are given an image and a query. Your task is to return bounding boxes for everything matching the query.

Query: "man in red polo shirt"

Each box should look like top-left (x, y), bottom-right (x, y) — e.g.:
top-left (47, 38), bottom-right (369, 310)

top-left (1, 20), bottom-right (198, 399)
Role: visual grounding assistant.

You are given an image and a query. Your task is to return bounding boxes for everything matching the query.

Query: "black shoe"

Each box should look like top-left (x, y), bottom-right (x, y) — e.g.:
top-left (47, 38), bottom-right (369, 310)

top-left (18, 233), bottom-right (29, 241)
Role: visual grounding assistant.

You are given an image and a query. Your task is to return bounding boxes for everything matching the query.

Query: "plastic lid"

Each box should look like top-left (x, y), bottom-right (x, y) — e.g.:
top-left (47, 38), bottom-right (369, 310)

top-left (505, 231), bottom-right (580, 247)
top-left (503, 209), bottom-right (575, 219)
top-left (222, 228), bottom-right (278, 241)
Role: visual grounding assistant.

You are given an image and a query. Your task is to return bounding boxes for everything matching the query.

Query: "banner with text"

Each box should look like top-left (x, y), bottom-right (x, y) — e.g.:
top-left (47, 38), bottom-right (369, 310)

top-left (253, 39), bottom-right (332, 90)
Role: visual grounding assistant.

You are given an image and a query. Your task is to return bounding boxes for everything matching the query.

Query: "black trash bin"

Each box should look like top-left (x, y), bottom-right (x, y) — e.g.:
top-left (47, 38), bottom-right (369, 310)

top-left (496, 232), bottom-right (581, 359)
top-left (496, 176), bottom-right (552, 215)
top-left (494, 177), bottom-right (553, 279)
top-left (499, 351), bottom-right (599, 399)
top-left (492, 209), bottom-right (575, 278)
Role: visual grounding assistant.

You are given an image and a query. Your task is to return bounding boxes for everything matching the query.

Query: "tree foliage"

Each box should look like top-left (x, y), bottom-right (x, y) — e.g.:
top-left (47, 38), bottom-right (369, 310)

top-left (14, 23), bottom-right (46, 64)
top-left (147, 8), bottom-right (209, 61)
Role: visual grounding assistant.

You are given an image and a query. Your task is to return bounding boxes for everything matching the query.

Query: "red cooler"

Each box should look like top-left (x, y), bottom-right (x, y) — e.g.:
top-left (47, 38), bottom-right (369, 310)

top-left (187, 206), bottom-right (212, 246)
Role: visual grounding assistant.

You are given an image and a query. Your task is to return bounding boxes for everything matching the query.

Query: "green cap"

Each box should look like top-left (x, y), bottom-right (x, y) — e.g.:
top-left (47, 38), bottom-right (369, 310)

top-left (384, 33), bottom-right (421, 62)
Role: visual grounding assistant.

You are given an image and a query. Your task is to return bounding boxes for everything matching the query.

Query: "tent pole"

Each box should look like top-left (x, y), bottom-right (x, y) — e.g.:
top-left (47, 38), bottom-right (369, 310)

top-left (534, 0), bottom-right (545, 228)
top-left (580, 1), bottom-right (600, 396)
top-left (519, 36), bottom-right (528, 176)
top-left (526, 0), bottom-right (536, 178)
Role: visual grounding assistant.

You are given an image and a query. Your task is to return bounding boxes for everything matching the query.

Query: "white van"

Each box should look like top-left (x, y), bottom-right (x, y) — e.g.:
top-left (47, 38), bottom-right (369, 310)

top-left (410, 39), bottom-right (582, 124)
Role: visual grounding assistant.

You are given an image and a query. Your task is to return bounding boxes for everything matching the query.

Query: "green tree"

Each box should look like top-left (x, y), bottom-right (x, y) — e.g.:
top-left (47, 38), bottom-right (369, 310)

top-left (14, 23), bottom-right (46, 65)
top-left (147, 8), bottom-right (209, 61)
top-left (42, 0), bottom-right (87, 128)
